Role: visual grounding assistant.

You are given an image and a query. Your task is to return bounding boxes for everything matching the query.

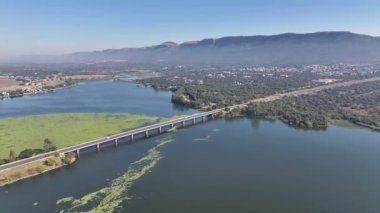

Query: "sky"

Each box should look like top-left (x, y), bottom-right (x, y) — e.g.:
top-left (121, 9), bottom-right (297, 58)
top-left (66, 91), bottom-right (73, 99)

top-left (0, 0), bottom-right (380, 57)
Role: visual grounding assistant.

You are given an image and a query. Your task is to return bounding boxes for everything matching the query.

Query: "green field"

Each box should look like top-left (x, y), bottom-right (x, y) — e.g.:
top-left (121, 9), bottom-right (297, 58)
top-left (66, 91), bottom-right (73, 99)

top-left (0, 113), bottom-right (158, 159)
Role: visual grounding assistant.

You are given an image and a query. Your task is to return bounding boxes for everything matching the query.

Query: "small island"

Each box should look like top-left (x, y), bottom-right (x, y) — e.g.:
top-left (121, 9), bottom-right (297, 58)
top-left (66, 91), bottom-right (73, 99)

top-left (0, 113), bottom-right (158, 186)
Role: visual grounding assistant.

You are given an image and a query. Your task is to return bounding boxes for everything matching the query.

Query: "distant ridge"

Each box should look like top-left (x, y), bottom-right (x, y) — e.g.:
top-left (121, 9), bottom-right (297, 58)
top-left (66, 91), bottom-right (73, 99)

top-left (9, 32), bottom-right (380, 65)
top-left (180, 31), bottom-right (378, 47)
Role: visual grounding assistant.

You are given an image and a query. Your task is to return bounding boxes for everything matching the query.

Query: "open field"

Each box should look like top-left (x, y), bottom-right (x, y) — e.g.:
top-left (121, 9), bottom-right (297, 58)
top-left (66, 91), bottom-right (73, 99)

top-left (0, 113), bottom-right (158, 159)
top-left (0, 78), bottom-right (20, 91)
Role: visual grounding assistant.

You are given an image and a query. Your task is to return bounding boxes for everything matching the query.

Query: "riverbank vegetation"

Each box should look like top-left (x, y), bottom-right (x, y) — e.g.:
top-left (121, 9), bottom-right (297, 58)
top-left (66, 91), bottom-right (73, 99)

top-left (243, 81), bottom-right (380, 130)
top-left (0, 113), bottom-right (158, 160)
top-left (0, 152), bottom-right (76, 186)
top-left (138, 69), bottom-right (380, 131)
top-left (137, 65), bottom-right (380, 109)
top-left (139, 70), bottom-right (324, 109)
top-left (0, 112), bottom-right (160, 185)
top-left (0, 138), bottom-right (59, 165)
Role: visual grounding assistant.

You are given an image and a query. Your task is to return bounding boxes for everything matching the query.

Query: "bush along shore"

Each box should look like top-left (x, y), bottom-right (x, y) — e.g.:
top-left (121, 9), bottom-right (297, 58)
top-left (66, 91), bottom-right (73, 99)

top-left (182, 80), bottom-right (380, 131)
top-left (0, 150), bottom-right (76, 187)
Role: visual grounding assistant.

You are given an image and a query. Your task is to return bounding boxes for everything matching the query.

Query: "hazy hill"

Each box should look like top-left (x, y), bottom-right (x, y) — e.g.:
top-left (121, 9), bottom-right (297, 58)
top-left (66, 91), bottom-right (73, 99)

top-left (10, 32), bottom-right (380, 65)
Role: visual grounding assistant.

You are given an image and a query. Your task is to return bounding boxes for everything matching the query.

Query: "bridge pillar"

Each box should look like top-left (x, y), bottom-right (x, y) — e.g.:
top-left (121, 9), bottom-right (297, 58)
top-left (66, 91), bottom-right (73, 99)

top-left (114, 138), bottom-right (118, 147)
top-left (211, 114), bottom-right (215, 119)
top-left (76, 150), bottom-right (80, 158)
top-left (182, 121), bottom-right (185, 128)
top-left (171, 123), bottom-right (174, 128)
top-left (202, 116), bottom-right (205, 122)
top-left (96, 144), bottom-right (100, 152)
top-left (159, 126), bottom-right (162, 134)
top-left (131, 134), bottom-right (134, 142)
top-left (145, 130), bottom-right (149, 138)
top-left (192, 118), bottom-right (196, 125)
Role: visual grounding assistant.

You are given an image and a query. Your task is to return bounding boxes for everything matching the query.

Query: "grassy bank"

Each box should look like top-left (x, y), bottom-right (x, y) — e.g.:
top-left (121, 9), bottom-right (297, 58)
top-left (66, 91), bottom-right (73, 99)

top-left (0, 113), bottom-right (158, 159)
top-left (329, 120), bottom-right (366, 129)
top-left (0, 154), bottom-right (75, 186)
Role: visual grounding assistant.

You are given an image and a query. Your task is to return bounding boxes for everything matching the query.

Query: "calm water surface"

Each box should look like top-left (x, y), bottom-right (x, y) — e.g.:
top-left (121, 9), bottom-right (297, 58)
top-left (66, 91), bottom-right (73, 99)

top-left (0, 80), bottom-right (379, 213)
top-left (0, 80), bottom-right (196, 118)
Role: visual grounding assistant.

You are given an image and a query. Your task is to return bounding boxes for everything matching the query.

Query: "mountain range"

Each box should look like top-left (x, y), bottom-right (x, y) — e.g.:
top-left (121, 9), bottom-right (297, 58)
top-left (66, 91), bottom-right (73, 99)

top-left (10, 32), bottom-right (380, 65)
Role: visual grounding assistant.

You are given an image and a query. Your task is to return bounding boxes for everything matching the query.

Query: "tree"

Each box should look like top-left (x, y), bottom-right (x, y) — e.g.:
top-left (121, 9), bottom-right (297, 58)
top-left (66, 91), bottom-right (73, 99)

top-left (17, 149), bottom-right (45, 159)
top-left (18, 149), bottom-right (35, 159)
top-left (0, 159), bottom-right (10, 165)
top-left (8, 150), bottom-right (17, 161)
top-left (62, 152), bottom-right (76, 165)
top-left (35, 166), bottom-right (44, 173)
top-left (44, 158), bottom-right (57, 166)
top-left (43, 138), bottom-right (57, 152)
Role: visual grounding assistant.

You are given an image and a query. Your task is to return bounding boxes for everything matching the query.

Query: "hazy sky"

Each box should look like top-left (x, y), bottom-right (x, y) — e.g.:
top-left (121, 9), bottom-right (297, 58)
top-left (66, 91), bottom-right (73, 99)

top-left (0, 0), bottom-right (379, 57)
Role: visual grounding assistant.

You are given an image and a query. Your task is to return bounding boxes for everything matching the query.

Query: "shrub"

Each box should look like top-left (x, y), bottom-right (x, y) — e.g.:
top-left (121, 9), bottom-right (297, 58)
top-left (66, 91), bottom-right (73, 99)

top-left (35, 166), bottom-right (44, 173)
top-left (43, 138), bottom-right (57, 152)
top-left (44, 158), bottom-right (57, 166)
top-left (62, 152), bottom-right (76, 165)
top-left (26, 168), bottom-right (35, 175)
top-left (17, 149), bottom-right (44, 159)
top-left (10, 172), bottom-right (21, 179)
top-left (0, 159), bottom-right (10, 165)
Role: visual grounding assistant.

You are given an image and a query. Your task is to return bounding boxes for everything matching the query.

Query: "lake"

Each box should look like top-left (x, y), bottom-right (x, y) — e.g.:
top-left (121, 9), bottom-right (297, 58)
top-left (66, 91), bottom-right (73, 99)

top-left (0, 79), bottom-right (196, 119)
top-left (0, 80), bottom-right (379, 213)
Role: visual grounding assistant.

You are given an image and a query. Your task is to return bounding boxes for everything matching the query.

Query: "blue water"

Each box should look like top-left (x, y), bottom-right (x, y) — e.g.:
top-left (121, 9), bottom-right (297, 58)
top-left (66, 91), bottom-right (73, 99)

top-left (0, 80), bottom-right (379, 213)
top-left (0, 80), bottom-right (196, 118)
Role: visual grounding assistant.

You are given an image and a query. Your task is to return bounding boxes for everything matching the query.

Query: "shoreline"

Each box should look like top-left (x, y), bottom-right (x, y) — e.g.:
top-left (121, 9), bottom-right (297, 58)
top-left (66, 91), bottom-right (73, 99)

top-left (138, 83), bottom-right (380, 132)
top-left (0, 77), bottom-right (378, 186)
top-left (0, 114), bottom-right (378, 187)
top-left (0, 154), bottom-right (76, 187)
top-left (0, 75), bottom-right (114, 101)
top-left (0, 113), bottom-right (159, 185)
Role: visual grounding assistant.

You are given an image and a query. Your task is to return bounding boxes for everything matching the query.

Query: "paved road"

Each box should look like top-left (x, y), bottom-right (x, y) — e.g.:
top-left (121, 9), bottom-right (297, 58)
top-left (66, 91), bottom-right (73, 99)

top-left (230, 77), bottom-right (380, 109)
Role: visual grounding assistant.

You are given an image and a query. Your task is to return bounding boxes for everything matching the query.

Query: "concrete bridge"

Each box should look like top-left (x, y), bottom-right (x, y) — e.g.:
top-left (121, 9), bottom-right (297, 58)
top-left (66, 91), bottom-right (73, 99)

top-left (0, 109), bottom-right (223, 171)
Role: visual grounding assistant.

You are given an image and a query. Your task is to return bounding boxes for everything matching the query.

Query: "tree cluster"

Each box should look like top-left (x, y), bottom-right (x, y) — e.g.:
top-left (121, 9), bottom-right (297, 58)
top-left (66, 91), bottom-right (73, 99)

top-left (0, 138), bottom-right (57, 165)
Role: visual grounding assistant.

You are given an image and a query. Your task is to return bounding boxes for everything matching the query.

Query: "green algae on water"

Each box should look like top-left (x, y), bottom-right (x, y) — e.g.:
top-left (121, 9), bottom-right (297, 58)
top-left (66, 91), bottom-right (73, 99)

top-left (193, 127), bottom-right (222, 142)
top-left (167, 126), bottom-right (178, 133)
top-left (56, 197), bottom-right (75, 205)
top-left (212, 128), bottom-right (220, 132)
top-left (156, 137), bottom-right (175, 147)
top-left (193, 134), bottom-right (212, 142)
top-left (58, 137), bottom-right (175, 212)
